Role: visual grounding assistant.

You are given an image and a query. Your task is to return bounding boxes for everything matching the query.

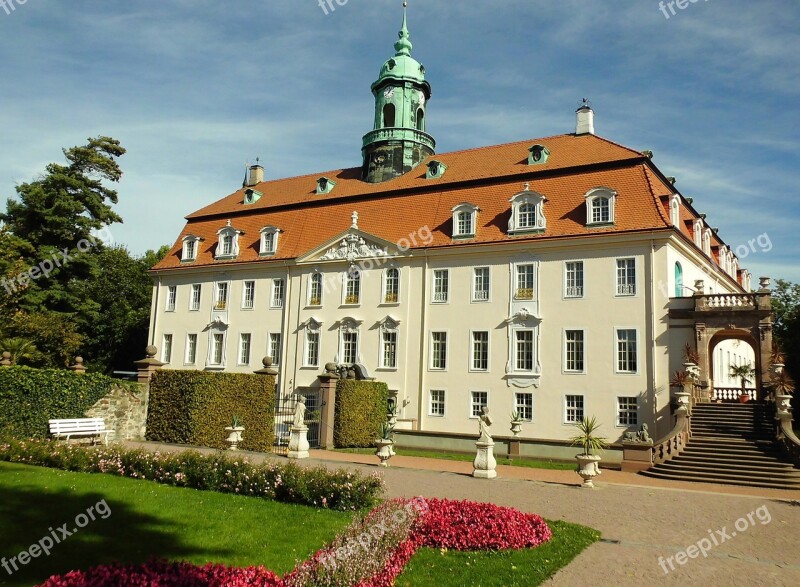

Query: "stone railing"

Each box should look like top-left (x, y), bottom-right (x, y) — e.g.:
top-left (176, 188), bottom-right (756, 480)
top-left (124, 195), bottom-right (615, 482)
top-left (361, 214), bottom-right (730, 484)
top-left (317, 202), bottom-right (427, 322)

top-left (621, 407), bottom-right (690, 473)
top-left (775, 395), bottom-right (800, 467)
top-left (696, 294), bottom-right (757, 311)
top-left (362, 127), bottom-right (436, 151)
top-left (712, 387), bottom-right (757, 401)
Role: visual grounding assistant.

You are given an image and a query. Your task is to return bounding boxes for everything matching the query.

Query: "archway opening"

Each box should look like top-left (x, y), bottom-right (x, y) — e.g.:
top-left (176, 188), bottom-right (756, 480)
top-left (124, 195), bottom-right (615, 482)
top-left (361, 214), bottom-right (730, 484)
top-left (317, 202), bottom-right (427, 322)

top-left (708, 332), bottom-right (758, 402)
top-left (383, 104), bottom-right (396, 128)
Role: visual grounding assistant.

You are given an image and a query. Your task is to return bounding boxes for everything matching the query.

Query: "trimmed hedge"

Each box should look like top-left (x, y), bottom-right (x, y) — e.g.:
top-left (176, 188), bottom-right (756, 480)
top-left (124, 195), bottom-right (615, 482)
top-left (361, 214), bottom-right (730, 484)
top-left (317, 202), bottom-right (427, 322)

top-left (146, 370), bottom-right (276, 452)
top-left (0, 366), bottom-right (124, 438)
top-left (334, 380), bottom-right (389, 448)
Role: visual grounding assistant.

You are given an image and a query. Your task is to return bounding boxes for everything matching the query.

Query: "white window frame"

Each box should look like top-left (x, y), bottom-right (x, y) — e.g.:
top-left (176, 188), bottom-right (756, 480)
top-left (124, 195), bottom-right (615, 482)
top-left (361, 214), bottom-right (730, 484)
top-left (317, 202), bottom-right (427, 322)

top-left (238, 333), bottom-right (252, 366)
top-left (215, 223), bottom-right (242, 260)
top-left (308, 272), bottom-right (323, 306)
top-left (271, 278), bottom-right (285, 309)
top-left (185, 333), bottom-right (198, 365)
top-left (564, 395), bottom-right (585, 424)
top-left (343, 268), bottom-right (361, 305)
top-left (670, 194), bottom-right (681, 227)
top-left (616, 258), bottom-right (637, 297)
top-left (564, 261), bottom-right (584, 299)
top-left (340, 331), bottom-right (359, 365)
top-left (585, 187), bottom-right (616, 226)
top-left (615, 328), bottom-right (639, 374)
top-left (242, 280), bottom-right (256, 310)
top-left (259, 226), bottom-right (280, 256)
top-left (617, 396), bottom-right (639, 427)
top-left (693, 220), bottom-right (703, 247)
top-left (383, 267), bottom-right (400, 304)
top-left (381, 330), bottom-right (398, 369)
top-left (470, 330), bottom-right (489, 372)
top-left (515, 392), bottom-right (534, 422)
top-left (190, 284), bottom-right (202, 311)
top-left (432, 269), bottom-right (449, 303)
top-left (210, 331), bottom-right (226, 366)
top-left (472, 267), bottom-right (490, 302)
top-left (469, 390), bottom-right (489, 419)
top-left (564, 329), bottom-right (586, 373)
top-left (214, 282), bottom-right (229, 310)
top-left (304, 321), bottom-right (322, 368)
top-left (268, 332), bottom-right (282, 366)
top-left (162, 334), bottom-right (173, 364)
top-left (165, 286), bottom-right (177, 312)
top-left (181, 236), bottom-right (200, 262)
top-left (429, 389), bottom-right (446, 417)
top-left (703, 228), bottom-right (712, 255)
top-left (451, 203), bottom-right (478, 238)
top-left (430, 331), bottom-right (448, 371)
top-left (515, 263), bottom-right (536, 300)
top-left (508, 190), bottom-right (547, 234)
top-left (513, 328), bottom-right (535, 372)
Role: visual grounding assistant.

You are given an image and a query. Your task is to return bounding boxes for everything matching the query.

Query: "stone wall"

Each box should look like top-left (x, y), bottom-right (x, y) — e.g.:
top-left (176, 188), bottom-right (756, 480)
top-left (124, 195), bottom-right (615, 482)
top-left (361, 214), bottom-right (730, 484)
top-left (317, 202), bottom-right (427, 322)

top-left (85, 383), bottom-right (149, 442)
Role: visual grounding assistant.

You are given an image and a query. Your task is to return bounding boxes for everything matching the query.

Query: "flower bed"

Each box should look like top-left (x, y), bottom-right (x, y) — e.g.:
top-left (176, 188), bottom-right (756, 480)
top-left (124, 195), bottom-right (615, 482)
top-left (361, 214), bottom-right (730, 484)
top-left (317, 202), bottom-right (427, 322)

top-left (0, 437), bottom-right (383, 511)
top-left (38, 498), bottom-right (552, 587)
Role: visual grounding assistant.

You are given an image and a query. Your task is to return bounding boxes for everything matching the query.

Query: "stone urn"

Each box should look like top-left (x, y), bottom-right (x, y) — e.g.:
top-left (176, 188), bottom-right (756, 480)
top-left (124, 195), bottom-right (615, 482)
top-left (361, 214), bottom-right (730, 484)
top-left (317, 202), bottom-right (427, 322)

top-left (673, 389), bottom-right (691, 410)
top-left (224, 426), bottom-right (244, 451)
top-left (575, 454), bottom-right (602, 488)
top-left (510, 420), bottom-right (523, 437)
top-left (375, 439), bottom-right (395, 467)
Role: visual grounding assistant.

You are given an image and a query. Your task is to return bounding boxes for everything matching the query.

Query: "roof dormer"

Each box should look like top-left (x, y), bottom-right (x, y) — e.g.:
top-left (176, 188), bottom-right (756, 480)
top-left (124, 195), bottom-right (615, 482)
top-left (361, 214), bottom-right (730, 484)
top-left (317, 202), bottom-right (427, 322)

top-left (244, 188), bottom-right (262, 205)
top-left (426, 159), bottom-right (447, 179)
top-left (527, 144), bottom-right (550, 165)
top-left (181, 234), bottom-right (204, 263)
top-left (451, 203), bottom-right (479, 239)
top-left (585, 187), bottom-right (616, 226)
top-left (508, 186), bottom-right (547, 235)
top-left (316, 177), bottom-right (336, 195)
top-left (216, 220), bottom-right (244, 260)
top-left (259, 225), bottom-right (281, 257)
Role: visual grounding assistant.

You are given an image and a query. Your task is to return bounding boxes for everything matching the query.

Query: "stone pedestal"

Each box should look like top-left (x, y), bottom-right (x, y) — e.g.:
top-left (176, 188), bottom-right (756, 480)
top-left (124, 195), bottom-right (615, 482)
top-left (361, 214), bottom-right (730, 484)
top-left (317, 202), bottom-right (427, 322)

top-left (472, 440), bottom-right (497, 479)
top-left (134, 346), bottom-right (165, 383)
top-left (288, 425), bottom-right (310, 459)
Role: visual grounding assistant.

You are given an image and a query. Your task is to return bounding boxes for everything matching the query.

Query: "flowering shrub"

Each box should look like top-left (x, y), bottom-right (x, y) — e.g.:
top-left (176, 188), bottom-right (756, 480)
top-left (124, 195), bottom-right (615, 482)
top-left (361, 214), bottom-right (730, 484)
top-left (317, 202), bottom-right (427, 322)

top-left (0, 437), bottom-right (383, 511)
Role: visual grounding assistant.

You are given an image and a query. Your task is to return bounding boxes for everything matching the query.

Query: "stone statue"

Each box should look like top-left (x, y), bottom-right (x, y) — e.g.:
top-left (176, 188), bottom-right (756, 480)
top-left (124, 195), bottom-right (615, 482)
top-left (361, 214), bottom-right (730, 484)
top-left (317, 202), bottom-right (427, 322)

top-left (478, 406), bottom-right (493, 443)
top-left (292, 395), bottom-right (306, 428)
top-left (624, 423), bottom-right (652, 443)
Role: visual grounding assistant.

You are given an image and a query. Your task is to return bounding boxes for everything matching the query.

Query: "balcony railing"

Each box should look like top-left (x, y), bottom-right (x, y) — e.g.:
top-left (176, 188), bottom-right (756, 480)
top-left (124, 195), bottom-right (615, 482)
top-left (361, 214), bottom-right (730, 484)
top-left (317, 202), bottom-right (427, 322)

top-left (617, 284), bottom-right (636, 296)
top-left (712, 387), bottom-right (757, 402)
top-left (214, 300), bottom-right (227, 310)
top-left (565, 286), bottom-right (583, 298)
top-left (473, 290), bottom-right (489, 301)
top-left (384, 292), bottom-right (399, 303)
top-left (515, 288), bottom-right (534, 300)
top-left (702, 294), bottom-right (757, 310)
top-left (362, 127), bottom-right (436, 151)
top-left (345, 294), bottom-right (360, 305)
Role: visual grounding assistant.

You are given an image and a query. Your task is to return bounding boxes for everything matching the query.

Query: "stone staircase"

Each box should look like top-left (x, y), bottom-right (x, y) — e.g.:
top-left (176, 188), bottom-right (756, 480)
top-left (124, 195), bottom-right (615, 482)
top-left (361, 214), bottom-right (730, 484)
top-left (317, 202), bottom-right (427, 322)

top-left (641, 403), bottom-right (800, 490)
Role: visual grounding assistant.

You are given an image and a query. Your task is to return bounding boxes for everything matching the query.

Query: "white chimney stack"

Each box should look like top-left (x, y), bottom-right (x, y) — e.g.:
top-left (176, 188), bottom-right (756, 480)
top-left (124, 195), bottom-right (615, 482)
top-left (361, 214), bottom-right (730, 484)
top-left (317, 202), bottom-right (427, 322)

top-left (246, 163), bottom-right (264, 187)
top-left (575, 100), bottom-right (595, 135)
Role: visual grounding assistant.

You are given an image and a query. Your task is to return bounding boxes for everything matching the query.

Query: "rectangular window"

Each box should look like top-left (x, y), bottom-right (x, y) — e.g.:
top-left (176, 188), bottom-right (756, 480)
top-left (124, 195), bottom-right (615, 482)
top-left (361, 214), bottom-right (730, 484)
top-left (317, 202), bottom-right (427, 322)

top-left (306, 331), bottom-right (319, 367)
top-left (345, 270), bottom-right (360, 304)
top-left (166, 286), bottom-right (176, 311)
top-left (565, 330), bottom-right (585, 372)
top-left (565, 395), bottom-right (584, 423)
top-left (269, 333), bottom-right (281, 366)
top-left (516, 264), bottom-right (535, 299)
top-left (616, 259), bottom-right (636, 296)
top-left (616, 329), bottom-right (638, 373)
top-left (382, 331), bottom-right (397, 369)
top-left (190, 284), bottom-right (201, 311)
top-left (473, 267), bottom-right (490, 301)
top-left (242, 281), bottom-right (255, 309)
top-left (514, 330), bottom-right (534, 371)
top-left (239, 333), bottom-right (251, 365)
top-left (221, 234), bottom-right (233, 257)
top-left (515, 393), bottom-right (533, 422)
top-left (592, 198), bottom-right (610, 224)
top-left (309, 274), bottom-right (323, 306)
top-left (618, 397), bottom-right (639, 426)
top-left (429, 390), bottom-right (445, 417)
top-left (162, 334), bottom-right (173, 363)
top-left (271, 279), bottom-right (285, 308)
top-left (185, 333), bottom-right (197, 364)
top-left (215, 282), bottom-right (228, 310)
top-left (565, 261), bottom-right (584, 298)
top-left (471, 331), bottom-right (489, 371)
top-left (184, 240), bottom-right (196, 261)
top-left (456, 211), bottom-right (473, 236)
top-left (262, 232), bottom-right (275, 254)
top-left (431, 331), bottom-right (447, 370)
top-left (384, 269), bottom-right (400, 303)
top-left (470, 391), bottom-right (488, 418)
top-left (432, 269), bottom-right (449, 303)
top-left (342, 332), bottom-right (358, 364)
top-left (212, 333), bottom-right (224, 364)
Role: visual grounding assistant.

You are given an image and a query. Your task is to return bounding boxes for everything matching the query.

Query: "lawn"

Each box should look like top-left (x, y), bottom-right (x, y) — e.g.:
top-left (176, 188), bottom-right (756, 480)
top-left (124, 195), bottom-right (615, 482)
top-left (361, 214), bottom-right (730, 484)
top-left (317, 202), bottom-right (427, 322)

top-left (335, 447), bottom-right (576, 470)
top-left (0, 462), bottom-right (598, 587)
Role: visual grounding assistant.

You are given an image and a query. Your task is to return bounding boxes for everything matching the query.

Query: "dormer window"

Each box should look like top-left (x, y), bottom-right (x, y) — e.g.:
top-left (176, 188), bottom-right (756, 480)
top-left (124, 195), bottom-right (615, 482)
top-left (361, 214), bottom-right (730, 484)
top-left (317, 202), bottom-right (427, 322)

top-left (670, 195), bottom-right (680, 226)
top-left (260, 226), bottom-right (280, 256)
top-left (694, 220), bottom-right (703, 247)
top-left (181, 235), bottom-right (203, 262)
top-left (316, 177), bottom-right (336, 195)
top-left (528, 144), bottom-right (550, 165)
top-left (508, 190), bottom-right (546, 235)
top-left (703, 228), bottom-right (712, 255)
top-left (452, 203), bottom-right (479, 239)
top-left (216, 221), bottom-right (243, 260)
top-left (585, 188), bottom-right (616, 226)
top-left (243, 189), bottom-right (262, 205)
top-left (426, 159), bottom-right (447, 179)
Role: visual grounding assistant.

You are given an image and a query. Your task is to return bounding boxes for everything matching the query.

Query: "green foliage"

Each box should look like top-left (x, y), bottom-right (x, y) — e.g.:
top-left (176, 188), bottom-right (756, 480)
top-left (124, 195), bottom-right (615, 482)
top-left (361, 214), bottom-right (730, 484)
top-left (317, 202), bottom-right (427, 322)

top-left (0, 366), bottom-right (123, 438)
top-left (729, 363), bottom-right (755, 391)
top-left (569, 416), bottom-right (608, 456)
top-left (0, 337), bottom-right (39, 366)
top-left (334, 380), bottom-right (390, 448)
top-left (146, 371), bottom-right (276, 452)
top-left (773, 280), bottom-right (800, 382)
top-left (4, 311), bottom-right (83, 368)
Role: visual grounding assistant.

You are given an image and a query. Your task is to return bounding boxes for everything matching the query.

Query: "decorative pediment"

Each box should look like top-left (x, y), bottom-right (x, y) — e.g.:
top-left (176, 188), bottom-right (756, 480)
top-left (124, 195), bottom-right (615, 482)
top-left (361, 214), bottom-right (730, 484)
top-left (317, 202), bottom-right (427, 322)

top-left (506, 308), bottom-right (542, 323)
top-left (379, 316), bottom-right (401, 333)
top-left (337, 317), bottom-right (363, 333)
top-left (298, 229), bottom-right (401, 264)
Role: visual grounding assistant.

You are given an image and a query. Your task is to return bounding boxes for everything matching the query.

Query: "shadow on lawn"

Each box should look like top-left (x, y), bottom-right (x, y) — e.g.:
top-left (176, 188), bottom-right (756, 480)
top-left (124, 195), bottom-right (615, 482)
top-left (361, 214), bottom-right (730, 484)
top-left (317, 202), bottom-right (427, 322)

top-left (0, 483), bottom-right (234, 587)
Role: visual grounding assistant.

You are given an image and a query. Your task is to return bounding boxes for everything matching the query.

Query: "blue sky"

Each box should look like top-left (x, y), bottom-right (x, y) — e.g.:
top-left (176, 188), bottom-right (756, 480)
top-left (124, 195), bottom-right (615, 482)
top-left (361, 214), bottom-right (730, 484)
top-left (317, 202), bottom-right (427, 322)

top-left (0, 0), bottom-right (798, 282)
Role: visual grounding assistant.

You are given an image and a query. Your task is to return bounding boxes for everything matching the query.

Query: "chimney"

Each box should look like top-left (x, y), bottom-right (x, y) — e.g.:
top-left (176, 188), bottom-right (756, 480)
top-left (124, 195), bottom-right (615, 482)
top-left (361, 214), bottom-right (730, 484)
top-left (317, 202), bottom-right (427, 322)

top-left (575, 99), bottom-right (595, 135)
top-left (246, 163), bottom-right (264, 187)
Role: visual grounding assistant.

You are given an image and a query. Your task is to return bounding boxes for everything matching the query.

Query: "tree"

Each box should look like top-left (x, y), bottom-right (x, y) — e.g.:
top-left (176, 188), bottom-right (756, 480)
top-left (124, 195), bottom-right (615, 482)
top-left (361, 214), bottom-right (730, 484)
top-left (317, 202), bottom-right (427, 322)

top-left (5, 311), bottom-right (83, 368)
top-left (729, 363), bottom-right (755, 395)
top-left (772, 280), bottom-right (800, 381)
top-left (0, 337), bottom-right (39, 366)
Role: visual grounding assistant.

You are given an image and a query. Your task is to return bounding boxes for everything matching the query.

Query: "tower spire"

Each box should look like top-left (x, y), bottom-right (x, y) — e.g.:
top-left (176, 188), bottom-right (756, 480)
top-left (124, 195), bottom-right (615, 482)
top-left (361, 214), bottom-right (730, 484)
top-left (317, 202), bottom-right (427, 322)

top-left (395, 1), bottom-right (412, 56)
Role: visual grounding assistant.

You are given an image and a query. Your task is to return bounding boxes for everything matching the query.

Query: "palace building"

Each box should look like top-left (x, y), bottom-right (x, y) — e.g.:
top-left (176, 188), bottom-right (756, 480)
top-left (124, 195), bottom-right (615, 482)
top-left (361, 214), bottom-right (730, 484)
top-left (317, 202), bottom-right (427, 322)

top-left (148, 8), bottom-right (765, 460)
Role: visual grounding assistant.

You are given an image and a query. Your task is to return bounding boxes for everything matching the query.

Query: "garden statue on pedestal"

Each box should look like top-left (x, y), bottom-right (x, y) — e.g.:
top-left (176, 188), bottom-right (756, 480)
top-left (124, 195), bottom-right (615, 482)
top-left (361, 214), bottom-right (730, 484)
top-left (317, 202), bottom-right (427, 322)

top-left (288, 395), bottom-right (310, 459)
top-left (473, 407), bottom-right (497, 479)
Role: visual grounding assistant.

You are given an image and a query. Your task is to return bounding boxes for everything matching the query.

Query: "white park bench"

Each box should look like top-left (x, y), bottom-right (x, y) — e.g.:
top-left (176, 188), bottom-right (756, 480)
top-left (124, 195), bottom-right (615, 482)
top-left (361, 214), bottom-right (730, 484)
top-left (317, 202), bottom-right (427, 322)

top-left (48, 418), bottom-right (110, 446)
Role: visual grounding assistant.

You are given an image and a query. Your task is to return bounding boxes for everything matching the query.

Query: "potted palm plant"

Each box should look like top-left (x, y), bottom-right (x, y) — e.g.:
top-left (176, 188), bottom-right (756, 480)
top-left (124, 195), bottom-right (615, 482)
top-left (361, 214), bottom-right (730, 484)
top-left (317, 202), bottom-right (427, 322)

top-left (570, 416), bottom-right (608, 488)
top-left (224, 415), bottom-right (245, 450)
top-left (730, 363), bottom-right (755, 403)
top-left (375, 422), bottom-right (395, 467)
top-left (510, 411), bottom-right (524, 436)
top-left (670, 370), bottom-right (692, 409)
top-left (770, 345), bottom-right (786, 376)
top-left (773, 370), bottom-right (795, 413)
top-left (683, 343), bottom-right (700, 378)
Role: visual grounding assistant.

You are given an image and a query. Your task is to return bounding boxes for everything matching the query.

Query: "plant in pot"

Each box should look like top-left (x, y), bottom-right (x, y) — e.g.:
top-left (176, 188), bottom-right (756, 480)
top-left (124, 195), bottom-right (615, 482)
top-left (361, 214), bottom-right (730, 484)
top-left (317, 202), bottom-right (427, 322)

top-left (683, 343), bottom-right (700, 377)
top-left (510, 410), bottom-right (524, 437)
top-left (224, 415), bottom-right (245, 450)
top-left (730, 363), bottom-right (755, 403)
top-left (770, 345), bottom-right (786, 376)
top-left (670, 370), bottom-right (692, 409)
top-left (773, 370), bottom-right (796, 413)
top-left (386, 402), bottom-right (398, 427)
top-left (570, 416), bottom-right (608, 488)
top-left (375, 422), bottom-right (395, 467)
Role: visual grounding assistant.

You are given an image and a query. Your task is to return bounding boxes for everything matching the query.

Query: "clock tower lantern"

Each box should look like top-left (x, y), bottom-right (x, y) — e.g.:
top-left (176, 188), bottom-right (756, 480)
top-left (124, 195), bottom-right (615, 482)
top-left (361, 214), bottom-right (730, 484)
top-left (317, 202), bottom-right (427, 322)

top-left (362, 4), bottom-right (435, 183)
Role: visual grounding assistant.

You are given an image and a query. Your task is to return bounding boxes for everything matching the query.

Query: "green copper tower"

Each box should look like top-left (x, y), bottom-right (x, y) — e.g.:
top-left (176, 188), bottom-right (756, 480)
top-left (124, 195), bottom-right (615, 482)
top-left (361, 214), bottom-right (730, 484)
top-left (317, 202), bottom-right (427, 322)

top-left (362, 4), bottom-right (435, 183)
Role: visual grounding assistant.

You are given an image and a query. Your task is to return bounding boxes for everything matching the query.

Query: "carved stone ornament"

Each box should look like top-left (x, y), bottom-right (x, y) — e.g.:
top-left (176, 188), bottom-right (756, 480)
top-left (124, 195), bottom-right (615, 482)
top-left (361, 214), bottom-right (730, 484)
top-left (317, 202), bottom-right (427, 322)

top-left (319, 233), bottom-right (389, 262)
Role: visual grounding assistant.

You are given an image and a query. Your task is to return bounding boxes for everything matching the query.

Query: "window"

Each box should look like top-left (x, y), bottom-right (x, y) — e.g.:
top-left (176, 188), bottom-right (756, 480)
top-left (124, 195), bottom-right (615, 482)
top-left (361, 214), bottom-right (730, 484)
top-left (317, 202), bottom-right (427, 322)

top-left (190, 284), bottom-right (201, 311)
top-left (565, 395), bottom-right (584, 423)
top-left (470, 391), bottom-right (488, 418)
top-left (518, 203), bottom-right (537, 229)
top-left (215, 282), bottom-right (228, 310)
top-left (269, 333), bottom-right (281, 365)
top-left (305, 331), bottom-right (320, 367)
top-left (586, 188), bottom-right (616, 225)
top-left (260, 226), bottom-right (279, 255)
top-left (185, 334), bottom-right (197, 364)
top-left (515, 330), bottom-right (534, 371)
top-left (508, 191), bottom-right (546, 234)
top-left (211, 333), bottom-right (224, 365)
top-left (616, 329), bottom-right (638, 373)
top-left (670, 195), bottom-right (680, 226)
top-left (242, 281), bottom-right (255, 309)
top-left (451, 203), bottom-right (478, 238)
top-left (565, 262), bottom-right (584, 298)
top-left (431, 332), bottom-right (447, 370)
top-left (239, 333), bottom-right (252, 365)
top-left (341, 332), bottom-right (358, 364)
top-left (221, 234), bottom-right (233, 256)
top-left (674, 262), bottom-right (684, 297)
top-left (616, 259), bottom-right (636, 296)
top-left (384, 268), bottom-right (400, 303)
top-left (182, 238), bottom-right (197, 261)
top-left (383, 103), bottom-right (396, 127)
top-left (382, 331), bottom-right (397, 369)
top-left (472, 331), bottom-right (489, 371)
top-left (216, 222), bottom-right (242, 259)
top-left (432, 269), bottom-right (449, 303)
top-left (473, 267), bottom-right (490, 301)
top-left (515, 393), bottom-right (533, 422)
top-left (618, 397), bottom-right (638, 426)
top-left (271, 279), bottom-right (285, 308)
top-left (516, 264), bottom-right (535, 300)
top-left (162, 334), bottom-right (173, 363)
top-left (345, 269), bottom-right (360, 304)
top-left (703, 228), bottom-right (712, 255)
top-left (166, 286), bottom-right (176, 311)
top-left (565, 330), bottom-right (585, 372)
top-left (309, 273), bottom-right (323, 306)
top-left (416, 108), bottom-right (425, 131)
top-left (429, 390), bottom-right (445, 417)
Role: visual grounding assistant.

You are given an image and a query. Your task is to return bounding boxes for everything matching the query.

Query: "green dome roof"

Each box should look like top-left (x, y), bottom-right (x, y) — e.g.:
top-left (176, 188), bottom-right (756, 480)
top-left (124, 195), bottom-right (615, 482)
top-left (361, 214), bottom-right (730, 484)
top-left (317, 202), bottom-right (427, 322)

top-left (371, 6), bottom-right (431, 96)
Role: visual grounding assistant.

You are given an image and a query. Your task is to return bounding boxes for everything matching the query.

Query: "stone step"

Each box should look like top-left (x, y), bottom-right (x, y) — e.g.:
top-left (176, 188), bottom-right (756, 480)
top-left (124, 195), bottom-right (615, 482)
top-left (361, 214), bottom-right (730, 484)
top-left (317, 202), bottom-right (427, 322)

top-left (673, 455), bottom-right (798, 471)
top-left (683, 445), bottom-right (782, 458)
top-left (640, 469), bottom-right (800, 490)
top-left (658, 460), bottom-right (800, 478)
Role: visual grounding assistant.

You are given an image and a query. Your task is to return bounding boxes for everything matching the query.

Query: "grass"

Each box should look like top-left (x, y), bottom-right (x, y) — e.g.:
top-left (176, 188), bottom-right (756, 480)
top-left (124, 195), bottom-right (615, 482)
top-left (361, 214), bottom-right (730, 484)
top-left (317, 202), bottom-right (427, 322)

top-left (0, 462), bottom-right (352, 587)
top-left (335, 447), bottom-right (576, 470)
top-left (396, 520), bottom-right (600, 587)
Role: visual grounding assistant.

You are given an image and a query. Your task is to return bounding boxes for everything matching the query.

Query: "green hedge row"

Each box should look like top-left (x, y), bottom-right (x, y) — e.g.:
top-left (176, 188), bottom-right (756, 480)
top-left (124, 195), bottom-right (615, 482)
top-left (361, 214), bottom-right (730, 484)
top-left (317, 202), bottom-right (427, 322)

top-left (0, 366), bottom-right (124, 438)
top-left (334, 380), bottom-right (389, 448)
top-left (146, 370), bottom-right (276, 452)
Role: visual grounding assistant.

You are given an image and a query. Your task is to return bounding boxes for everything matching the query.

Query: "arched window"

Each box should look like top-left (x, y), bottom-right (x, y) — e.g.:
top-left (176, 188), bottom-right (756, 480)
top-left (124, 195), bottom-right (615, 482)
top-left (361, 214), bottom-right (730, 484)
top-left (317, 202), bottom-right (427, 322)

top-left (309, 272), bottom-right (323, 306)
top-left (508, 191), bottom-right (546, 234)
top-left (344, 268), bottom-right (361, 305)
top-left (670, 195), bottom-right (680, 226)
top-left (674, 262), bottom-right (684, 297)
top-left (384, 268), bottom-right (400, 303)
top-left (383, 104), bottom-right (396, 128)
top-left (451, 203), bottom-right (479, 238)
top-left (585, 188), bottom-right (616, 226)
top-left (416, 108), bottom-right (425, 131)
